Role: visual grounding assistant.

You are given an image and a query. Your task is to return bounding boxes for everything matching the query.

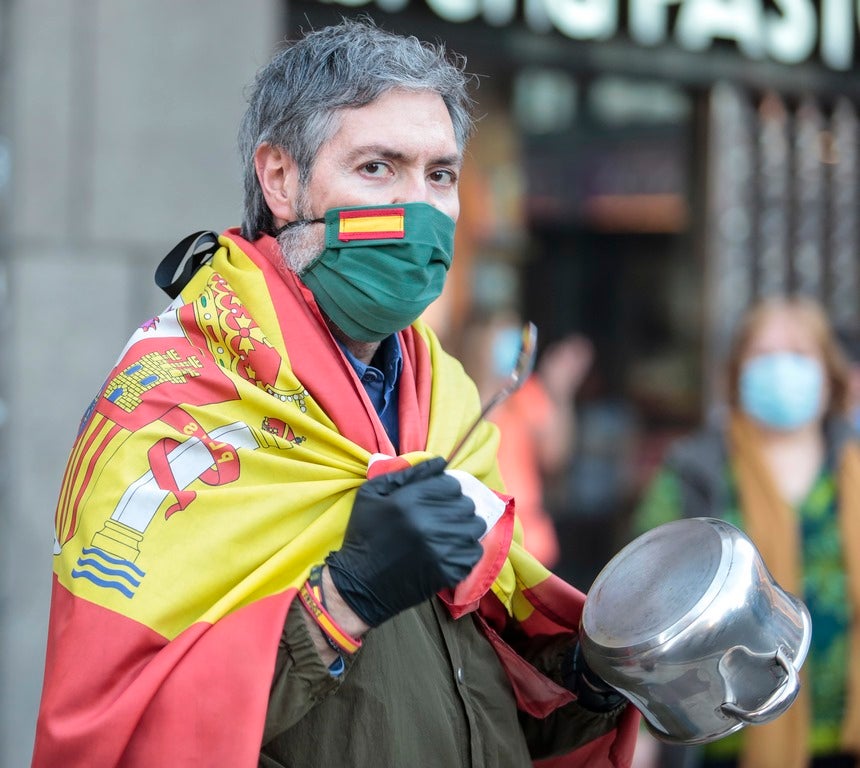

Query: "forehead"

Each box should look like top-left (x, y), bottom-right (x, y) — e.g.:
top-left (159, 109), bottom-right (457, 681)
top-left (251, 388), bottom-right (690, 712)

top-left (322, 89), bottom-right (459, 158)
top-left (746, 307), bottom-right (820, 352)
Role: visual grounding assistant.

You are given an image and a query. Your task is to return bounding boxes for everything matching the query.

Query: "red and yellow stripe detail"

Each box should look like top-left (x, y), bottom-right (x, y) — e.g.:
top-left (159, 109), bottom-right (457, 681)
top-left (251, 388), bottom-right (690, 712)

top-left (298, 578), bottom-right (363, 655)
top-left (338, 207), bottom-right (405, 241)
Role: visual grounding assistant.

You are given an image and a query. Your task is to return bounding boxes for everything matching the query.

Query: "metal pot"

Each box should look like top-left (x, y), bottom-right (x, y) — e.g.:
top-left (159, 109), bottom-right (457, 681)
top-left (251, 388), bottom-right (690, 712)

top-left (580, 517), bottom-right (812, 745)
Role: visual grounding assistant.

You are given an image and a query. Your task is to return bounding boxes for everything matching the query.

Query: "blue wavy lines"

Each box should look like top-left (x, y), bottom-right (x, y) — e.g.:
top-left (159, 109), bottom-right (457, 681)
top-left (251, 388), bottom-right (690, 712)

top-left (81, 547), bottom-right (146, 578)
top-left (71, 569), bottom-right (135, 599)
top-left (75, 557), bottom-right (141, 587)
top-left (71, 547), bottom-right (146, 599)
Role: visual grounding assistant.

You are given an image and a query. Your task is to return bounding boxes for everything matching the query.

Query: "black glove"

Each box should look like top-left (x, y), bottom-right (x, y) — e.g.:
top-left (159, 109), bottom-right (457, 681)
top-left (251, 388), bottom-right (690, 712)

top-left (326, 457), bottom-right (486, 627)
top-left (562, 640), bottom-right (627, 713)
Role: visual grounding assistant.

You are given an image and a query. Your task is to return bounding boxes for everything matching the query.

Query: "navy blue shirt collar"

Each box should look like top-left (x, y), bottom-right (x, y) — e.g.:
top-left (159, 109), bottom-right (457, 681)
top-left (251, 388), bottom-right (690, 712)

top-left (337, 334), bottom-right (403, 452)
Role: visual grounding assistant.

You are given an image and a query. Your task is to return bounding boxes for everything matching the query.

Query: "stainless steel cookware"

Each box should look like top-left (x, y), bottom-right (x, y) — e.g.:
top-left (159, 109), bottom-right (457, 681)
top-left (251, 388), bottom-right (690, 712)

top-left (580, 517), bottom-right (812, 745)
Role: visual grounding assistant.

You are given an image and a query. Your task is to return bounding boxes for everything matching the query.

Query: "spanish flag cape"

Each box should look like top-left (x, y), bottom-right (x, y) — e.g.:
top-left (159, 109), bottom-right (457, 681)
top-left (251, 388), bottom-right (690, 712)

top-left (33, 230), bottom-right (637, 767)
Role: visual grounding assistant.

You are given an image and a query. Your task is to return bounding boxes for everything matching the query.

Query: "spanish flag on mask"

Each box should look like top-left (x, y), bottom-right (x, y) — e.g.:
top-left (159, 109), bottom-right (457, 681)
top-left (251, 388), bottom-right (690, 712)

top-left (337, 206), bottom-right (406, 240)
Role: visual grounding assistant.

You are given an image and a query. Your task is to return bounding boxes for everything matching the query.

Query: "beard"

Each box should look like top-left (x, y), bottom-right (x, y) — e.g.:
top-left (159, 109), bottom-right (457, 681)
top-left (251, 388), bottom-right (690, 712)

top-left (275, 222), bottom-right (324, 277)
top-left (274, 187), bottom-right (324, 277)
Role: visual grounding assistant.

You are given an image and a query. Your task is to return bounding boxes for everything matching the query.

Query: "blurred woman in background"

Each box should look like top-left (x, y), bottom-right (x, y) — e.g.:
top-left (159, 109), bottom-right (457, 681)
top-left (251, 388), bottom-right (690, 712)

top-left (633, 295), bottom-right (860, 768)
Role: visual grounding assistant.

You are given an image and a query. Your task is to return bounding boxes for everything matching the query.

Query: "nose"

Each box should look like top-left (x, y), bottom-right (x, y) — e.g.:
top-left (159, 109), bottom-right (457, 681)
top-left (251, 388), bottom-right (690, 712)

top-left (391, 171), bottom-right (431, 205)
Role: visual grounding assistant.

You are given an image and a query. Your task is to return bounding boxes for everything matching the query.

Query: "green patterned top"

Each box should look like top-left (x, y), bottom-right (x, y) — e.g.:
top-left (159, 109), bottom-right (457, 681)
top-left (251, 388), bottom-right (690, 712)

top-left (634, 464), bottom-right (849, 757)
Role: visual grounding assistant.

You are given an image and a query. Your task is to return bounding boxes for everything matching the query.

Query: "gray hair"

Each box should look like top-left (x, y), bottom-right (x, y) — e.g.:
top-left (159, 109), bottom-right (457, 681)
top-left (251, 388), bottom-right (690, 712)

top-left (238, 18), bottom-right (477, 240)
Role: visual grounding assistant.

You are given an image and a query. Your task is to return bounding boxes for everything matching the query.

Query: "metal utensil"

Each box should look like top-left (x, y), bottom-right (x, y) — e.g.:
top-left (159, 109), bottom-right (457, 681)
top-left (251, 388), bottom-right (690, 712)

top-left (580, 517), bottom-right (812, 745)
top-left (445, 321), bottom-right (538, 466)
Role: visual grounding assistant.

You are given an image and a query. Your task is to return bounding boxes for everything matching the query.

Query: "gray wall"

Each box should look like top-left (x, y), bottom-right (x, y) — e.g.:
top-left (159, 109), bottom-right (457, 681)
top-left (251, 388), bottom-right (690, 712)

top-left (1, 1), bottom-right (282, 763)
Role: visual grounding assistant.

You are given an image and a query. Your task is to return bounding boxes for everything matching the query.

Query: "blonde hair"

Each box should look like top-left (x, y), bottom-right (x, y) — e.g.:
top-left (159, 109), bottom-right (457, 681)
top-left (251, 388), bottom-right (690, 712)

top-left (726, 296), bottom-right (851, 417)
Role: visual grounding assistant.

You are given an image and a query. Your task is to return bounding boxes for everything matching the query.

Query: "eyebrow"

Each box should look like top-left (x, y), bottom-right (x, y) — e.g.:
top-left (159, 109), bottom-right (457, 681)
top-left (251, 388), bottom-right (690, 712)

top-left (344, 145), bottom-right (463, 168)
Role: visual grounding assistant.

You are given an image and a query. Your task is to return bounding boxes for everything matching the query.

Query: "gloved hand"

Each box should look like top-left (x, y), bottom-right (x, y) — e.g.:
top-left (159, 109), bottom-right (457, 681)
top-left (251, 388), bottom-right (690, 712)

top-left (326, 457), bottom-right (486, 627)
top-left (563, 640), bottom-right (627, 713)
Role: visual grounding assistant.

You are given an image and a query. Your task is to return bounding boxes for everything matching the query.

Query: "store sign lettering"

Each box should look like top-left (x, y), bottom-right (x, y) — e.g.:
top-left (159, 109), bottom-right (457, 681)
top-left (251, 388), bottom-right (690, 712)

top-left (326, 0), bottom-right (858, 70)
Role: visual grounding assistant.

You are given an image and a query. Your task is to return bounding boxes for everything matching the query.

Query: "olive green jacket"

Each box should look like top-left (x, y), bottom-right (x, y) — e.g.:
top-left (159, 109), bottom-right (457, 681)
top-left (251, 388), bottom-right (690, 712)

top-left (260, 598), bottom-right (622, 767)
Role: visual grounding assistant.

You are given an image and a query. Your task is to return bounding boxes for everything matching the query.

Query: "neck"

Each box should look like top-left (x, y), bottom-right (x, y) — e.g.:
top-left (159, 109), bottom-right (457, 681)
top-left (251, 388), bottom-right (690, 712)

top-left (751, 417), bottom-right (826, 504)
top-left (754, 418), bottom-right (823, 449)
top-left (324, 315), bottom-right (381, 365)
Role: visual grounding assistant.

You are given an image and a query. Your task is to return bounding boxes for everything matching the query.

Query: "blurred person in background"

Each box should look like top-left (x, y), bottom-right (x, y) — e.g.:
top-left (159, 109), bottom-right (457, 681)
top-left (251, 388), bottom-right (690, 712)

top-left (632, 295), bottom-right (860, 768)
top-left (463, 309), bottom-right (593, 568)
top-left (31, 19), bottom-right (636, 768)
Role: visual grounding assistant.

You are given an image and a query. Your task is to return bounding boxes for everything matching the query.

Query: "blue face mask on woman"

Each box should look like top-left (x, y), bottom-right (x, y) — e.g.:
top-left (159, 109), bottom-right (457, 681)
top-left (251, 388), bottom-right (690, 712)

top-left (739, 352), bottom-right (824, 430)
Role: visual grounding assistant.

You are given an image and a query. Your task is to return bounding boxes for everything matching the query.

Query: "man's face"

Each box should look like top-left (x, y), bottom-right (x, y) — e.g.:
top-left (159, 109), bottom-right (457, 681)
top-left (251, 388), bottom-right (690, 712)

top-left (303, 88), bottom-right (461, 223)
top-left (276, 88), bottom-right (462, 274)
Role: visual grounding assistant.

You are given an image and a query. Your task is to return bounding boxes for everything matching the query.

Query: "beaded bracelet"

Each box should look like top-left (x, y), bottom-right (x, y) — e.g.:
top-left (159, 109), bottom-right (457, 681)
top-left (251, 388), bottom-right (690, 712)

top-left (298, 564), bottom-right (363, 656)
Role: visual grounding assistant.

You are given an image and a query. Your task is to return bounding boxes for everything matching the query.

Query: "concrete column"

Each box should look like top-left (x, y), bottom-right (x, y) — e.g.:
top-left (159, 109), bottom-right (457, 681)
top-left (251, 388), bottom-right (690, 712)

top-left (0, 1), bottom-right (282, 763)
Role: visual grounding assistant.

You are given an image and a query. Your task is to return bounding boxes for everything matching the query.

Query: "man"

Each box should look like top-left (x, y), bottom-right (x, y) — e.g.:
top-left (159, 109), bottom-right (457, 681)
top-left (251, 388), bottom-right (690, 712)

top-left (32, 20), bottom-right (637, 767)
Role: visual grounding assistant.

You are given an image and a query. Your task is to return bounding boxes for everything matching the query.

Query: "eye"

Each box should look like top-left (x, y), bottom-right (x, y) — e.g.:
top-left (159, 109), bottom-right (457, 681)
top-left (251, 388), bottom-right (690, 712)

top-left (361, 162), bottom-right (389, 177)
top-left (429, 169), bottom-right (457, 186)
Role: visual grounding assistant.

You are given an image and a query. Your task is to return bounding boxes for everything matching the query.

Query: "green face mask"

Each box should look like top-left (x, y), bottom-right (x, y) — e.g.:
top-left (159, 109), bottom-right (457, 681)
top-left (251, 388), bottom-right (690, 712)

top-left (298, 202), bottom-right (455, 342)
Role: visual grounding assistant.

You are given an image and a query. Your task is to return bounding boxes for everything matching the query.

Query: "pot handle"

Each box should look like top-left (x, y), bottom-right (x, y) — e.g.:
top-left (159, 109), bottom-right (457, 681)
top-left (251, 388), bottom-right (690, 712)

top-left (720, 646), bottom-right (798, 725)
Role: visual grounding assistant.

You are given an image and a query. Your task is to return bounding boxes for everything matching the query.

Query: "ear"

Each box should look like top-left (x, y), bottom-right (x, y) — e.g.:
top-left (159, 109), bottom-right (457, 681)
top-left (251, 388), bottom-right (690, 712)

top-left (254, 143), bottom-right (301, 226)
